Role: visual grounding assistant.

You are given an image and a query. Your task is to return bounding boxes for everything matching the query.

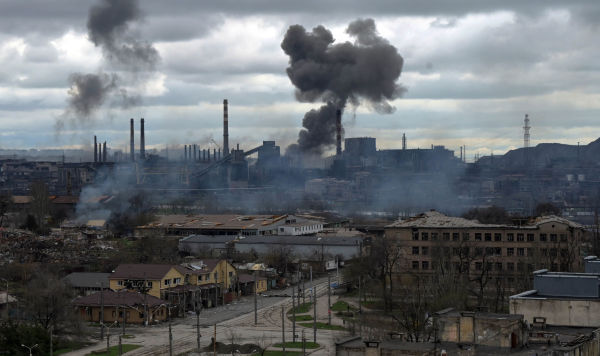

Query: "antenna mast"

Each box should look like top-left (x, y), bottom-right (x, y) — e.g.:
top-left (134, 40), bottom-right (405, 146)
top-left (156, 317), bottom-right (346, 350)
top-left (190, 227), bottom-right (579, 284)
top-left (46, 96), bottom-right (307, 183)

top-left (523, 114), bottom-right (531, 148)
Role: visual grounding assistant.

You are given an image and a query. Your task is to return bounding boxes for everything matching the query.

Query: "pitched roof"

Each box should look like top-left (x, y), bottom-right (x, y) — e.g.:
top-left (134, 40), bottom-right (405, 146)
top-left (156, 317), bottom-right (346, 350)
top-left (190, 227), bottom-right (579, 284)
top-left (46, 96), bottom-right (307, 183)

top-left (181, 259), bottom-right (228, 274)
top-left (387, 211), bottom-right (497, 228)
top-left (63, 272), bottom-right (110, 288)
top-left (238, 273), bottom-right (266, 283)
top-left (110, 264), bottom-right (180, 280)
top-left (73, 290), bottom-right (165, 307)
top-left (51, 195), bottom-right (79, 204)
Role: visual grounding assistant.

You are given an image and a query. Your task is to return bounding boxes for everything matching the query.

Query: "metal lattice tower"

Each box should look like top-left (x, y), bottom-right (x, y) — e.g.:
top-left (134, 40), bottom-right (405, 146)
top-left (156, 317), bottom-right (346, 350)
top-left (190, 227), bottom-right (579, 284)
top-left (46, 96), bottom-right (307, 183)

top-left (523, 114), bottom-right (531, 148)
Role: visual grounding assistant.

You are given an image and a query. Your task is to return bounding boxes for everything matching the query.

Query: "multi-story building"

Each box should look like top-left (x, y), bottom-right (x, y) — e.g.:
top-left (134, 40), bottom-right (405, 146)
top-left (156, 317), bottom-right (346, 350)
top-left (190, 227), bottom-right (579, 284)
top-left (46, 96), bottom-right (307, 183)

top-left (385, 211), bottom-right (588, 286)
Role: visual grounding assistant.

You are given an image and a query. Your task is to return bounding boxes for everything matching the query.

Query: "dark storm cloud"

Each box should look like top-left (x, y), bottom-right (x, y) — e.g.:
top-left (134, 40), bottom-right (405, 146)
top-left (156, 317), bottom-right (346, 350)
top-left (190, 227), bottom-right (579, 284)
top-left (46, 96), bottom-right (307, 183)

top-left (282, 18), bottom-right (404, 154)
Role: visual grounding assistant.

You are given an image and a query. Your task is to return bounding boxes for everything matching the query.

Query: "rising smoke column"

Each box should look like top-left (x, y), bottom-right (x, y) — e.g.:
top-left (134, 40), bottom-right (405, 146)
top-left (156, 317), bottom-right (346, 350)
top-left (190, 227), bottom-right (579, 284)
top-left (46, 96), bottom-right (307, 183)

top-left (61, 0), bottom-right (159, 124)
top-left (281, 18), bottom-right (405, 155)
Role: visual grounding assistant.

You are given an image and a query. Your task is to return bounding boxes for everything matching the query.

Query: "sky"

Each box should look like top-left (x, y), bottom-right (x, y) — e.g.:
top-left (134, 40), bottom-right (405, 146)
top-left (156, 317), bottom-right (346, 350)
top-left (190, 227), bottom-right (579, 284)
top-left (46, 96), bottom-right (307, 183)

top-left (1, 0), bottom-right (599, 160)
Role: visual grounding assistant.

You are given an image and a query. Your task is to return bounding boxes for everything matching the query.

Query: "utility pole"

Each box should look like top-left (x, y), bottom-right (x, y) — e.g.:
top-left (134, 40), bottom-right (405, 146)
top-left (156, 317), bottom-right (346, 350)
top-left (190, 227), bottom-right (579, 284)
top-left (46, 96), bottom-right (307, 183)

top-left (302, 274), bottom-right (305, 305)
top-left (213, 324), bottom-right (217, 356)
top-left (281, 305), bottom-right (286, 355)
top-left (302, 329), bottom-right (306, 356)
top-left (118, 335), bottom-right (122, 356)
top-left (49, 325), bottom-right (53, 356)
top-left (311, 267), bottom-right (316, 343)
top-left (292, 286), bottom-right (296, 342)
top-left (328, 274), bottom-right (331, 325)
top-left (358, 275), bottom-right (362, 314)
top-left (100, 283), bottom-right (104, 340)
top-left (196, 301), bottom-right (201, 352)
top-left (168, 307), bottom-right (173, 356)
top-left (254, 272), bottom-right (258, 325)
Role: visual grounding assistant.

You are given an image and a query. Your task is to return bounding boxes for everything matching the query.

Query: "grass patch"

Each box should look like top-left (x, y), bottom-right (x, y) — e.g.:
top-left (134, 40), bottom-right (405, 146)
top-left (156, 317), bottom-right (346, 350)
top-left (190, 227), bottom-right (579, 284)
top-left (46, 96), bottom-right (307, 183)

top-left (298, 322), bottom-right (346, 331)
top-left (289, 314), bottom-right (313, 321)
top-left (252, 351), bottom-right (303, 356)
top-left (331, 300), bottom-right (355, 312)
top-left (273, 341), bottom-right (319, 349)
top-left (288, 302), bottom-right (312, 314)
top-left (121, 334), bottom-right (135, 339)
top-left (87, 344), bottom-right (141, 355)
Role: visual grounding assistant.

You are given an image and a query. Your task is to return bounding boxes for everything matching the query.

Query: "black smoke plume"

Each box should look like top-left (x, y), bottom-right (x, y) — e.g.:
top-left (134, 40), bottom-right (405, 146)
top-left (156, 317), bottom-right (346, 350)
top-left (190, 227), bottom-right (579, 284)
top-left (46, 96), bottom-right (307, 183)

top-left (282, 18), bottom-right (404, 155)
top-left (87, 0), bottom-right (159, 71)
top-left (60, 0), bottom-right (159, 126)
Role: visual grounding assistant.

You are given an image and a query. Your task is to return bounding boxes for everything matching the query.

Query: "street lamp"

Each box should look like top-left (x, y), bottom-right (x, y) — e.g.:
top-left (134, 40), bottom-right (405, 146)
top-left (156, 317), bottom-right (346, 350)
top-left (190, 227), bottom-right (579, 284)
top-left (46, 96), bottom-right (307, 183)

top-left (21, 344), bottom-right (38, 356)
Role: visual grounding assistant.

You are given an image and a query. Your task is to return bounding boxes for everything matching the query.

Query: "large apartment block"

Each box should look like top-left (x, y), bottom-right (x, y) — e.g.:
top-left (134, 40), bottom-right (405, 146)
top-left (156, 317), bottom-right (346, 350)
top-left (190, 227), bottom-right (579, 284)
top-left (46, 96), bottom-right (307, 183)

top-left (385, 211), bottom-right (588, 282)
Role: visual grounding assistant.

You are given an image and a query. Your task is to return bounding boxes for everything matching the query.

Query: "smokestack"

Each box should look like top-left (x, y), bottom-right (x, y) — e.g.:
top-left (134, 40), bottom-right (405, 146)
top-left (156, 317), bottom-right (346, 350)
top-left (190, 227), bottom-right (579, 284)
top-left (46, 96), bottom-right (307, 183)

top-left (193, 144), bottom-right (197, 161)
top-left (140, 118), bottom-right (145, 160)
top-left (130, 118), bottom-right (135, 161)
top-left (223, 99), bottom-right (229, 155)
top-left (214, 148), bottom-right (216, 161)
top-left (184, 145), bottom-right (187, 161)
top-left (336, 109), bottom-right (342, 156)
top-left (402, 133), bottom-right (406, 150)
top-left (218, 148), bottom-right (221, 160)
top-left (103, 141), bottom-right (107, 162)
top-left (94, 135), bottom-right (97, 163)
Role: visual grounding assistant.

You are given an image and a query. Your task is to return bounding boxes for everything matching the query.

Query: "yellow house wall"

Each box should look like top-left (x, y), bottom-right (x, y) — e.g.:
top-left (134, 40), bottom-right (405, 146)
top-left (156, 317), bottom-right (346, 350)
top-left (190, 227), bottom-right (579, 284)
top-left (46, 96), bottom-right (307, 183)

top-left (109, 267), bottom-right (185, 298)
top-left (255, 279), bottom-right (267, 293)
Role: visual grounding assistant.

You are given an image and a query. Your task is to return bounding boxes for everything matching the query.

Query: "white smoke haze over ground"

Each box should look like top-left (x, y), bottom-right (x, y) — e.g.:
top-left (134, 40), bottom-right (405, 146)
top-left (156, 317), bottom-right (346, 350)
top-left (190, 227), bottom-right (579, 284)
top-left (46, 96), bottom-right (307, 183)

top-left (0, 1), bottom-right (599, 158)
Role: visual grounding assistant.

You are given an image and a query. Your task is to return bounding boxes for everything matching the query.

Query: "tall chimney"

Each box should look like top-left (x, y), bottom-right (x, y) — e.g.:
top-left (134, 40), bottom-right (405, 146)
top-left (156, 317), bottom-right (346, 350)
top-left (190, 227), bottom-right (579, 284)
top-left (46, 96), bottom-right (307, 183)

top-left (336, 109), bottom-right (342, 156)
top-left (94, 136), bottom-right (97, 163)
top-left (193, 144), bottom-right (197, 161)
top-left (184, 145), bottom-right (188, 161)
top-left (98, 143), bottom-right (102, 162)
top-left (223, 99), bottom-right (229, 155)
top-left (103, 141), bottom-right (107, 162)
top-left (130, 118), bottom-right (135, 161)
top-left (402, 133), bottom-right (406, 150)
top-left (140, 118), bottom-right (145, 160)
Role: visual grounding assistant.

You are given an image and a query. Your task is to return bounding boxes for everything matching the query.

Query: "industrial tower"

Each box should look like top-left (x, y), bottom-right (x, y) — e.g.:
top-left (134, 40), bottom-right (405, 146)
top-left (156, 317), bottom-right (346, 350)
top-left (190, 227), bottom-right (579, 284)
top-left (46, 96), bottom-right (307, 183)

top-left (523, 114), bottom-right (531, 148)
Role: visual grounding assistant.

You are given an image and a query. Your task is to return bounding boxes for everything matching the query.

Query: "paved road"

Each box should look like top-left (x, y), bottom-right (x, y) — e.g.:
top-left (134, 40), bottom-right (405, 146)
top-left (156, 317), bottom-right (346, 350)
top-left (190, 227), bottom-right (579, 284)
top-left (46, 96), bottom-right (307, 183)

top-left (64, 275), bottom-right (347, 356)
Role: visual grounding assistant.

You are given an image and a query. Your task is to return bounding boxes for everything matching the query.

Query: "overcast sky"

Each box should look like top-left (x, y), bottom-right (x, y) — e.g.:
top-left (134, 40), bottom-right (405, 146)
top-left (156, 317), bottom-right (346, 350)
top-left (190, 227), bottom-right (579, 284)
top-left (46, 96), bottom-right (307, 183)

top-left (1, 0), bottom-right (599, 159)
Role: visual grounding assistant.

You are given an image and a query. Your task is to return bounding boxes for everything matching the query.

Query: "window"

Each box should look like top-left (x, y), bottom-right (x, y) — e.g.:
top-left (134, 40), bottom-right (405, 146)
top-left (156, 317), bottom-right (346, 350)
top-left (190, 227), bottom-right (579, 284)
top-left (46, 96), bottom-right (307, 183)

top-left (550, 248), bottom-right (557, 257)
top-left (412, 231), bottom-right (419, 240)
top-left (214, 272), bottom-right (218, 281)
top-left (560, 234), bottom-right (567, 242)
top-left (173, 278), bottom-right (181, 284)
top-left (517, 248), bottom-right (525, 256)
top-left (494, 233), bottom-right (502, 241)
top-left (421, 232), bottom-right (429, 241)
top-left (541, 248), bottom-right (548, 256)
top-left (527, 234), bottom-right (535, 242)
top-left (485, 247), bottom-right (494, 255)
top-left (507, 248), bottom-right (514, 256)
top-left (147, 281), bottom-right (153, 288)
top-left (452, 232), bottom-right (459, 241)
top-left (117, 280), bottom-right (123, 286)
top-left (475, 233), bottom-right (482, 241)
top-left (494, 247), bottom-right (501, 256)
top-left (495, 262), bottom-right (503, 271)
top-left (507, 263), bottom-right (515, 271)
top-left (462, 232), bottom-right (470, 241)
top-left (517, 233), bottom-right (524, 242)
top-left (560, 249), bottom-right (568, 258)
top-left (507, 233), bottom-right (514, 242)
top-left (164, 279), bottom-right (171, 286)
top-left (475, 247), bottom-right (483, 256)
top-left (517, 263), bottom-right (524, 271)
top-left (550, 234), bottom-right (557, 242)
top-left (527, 264), bottom-right (534, 271)
top-left (206, 274), bottom-right (210, 281)
top-left (540, 233), bottom-right (547, 242)
top-left (229, 271), bottom-right (233, 277)
top-left (422, 247), bottom-right (429, 256)
top-left (486, 262), bottom-right (493, 271)
top-left (443, 233), bottom-right (450, 241)
top-left (453, 247), bottom-right (460, 256)
top-left (432, 232), bottom-right (439, 241)
top-left (485, 233), bottom-right (492, 241)
top-left (422, 261), bottom-right (429, 270)
top-left (412, 247), bottom-right (419, 255)
top-left (412, 261), bottom-right (419, 270)
top-left (198, 275), bottom-right (203, 281)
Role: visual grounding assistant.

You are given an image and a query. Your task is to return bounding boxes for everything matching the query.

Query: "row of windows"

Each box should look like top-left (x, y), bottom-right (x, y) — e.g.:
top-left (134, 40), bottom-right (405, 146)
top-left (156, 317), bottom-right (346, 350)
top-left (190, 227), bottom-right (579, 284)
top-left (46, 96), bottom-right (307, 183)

top-left (412, 231), bottom-right (568, 243)
top-left (411, 246), bottom-right (570, 258)
top-left (411, 260), bottom-right (567, 271)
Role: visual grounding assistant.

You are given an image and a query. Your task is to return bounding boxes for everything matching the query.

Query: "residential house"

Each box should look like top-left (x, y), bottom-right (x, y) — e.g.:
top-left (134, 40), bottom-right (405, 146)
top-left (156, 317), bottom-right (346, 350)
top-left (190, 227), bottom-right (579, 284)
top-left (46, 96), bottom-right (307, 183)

top-left (63, 272), bottom-right (110, 296)
top-left (73, 289), bottom-right (168, 325)
top-left (237, 273), bottom-right (268, 295)
top-left (109, 264), bottom-right (187, 299)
